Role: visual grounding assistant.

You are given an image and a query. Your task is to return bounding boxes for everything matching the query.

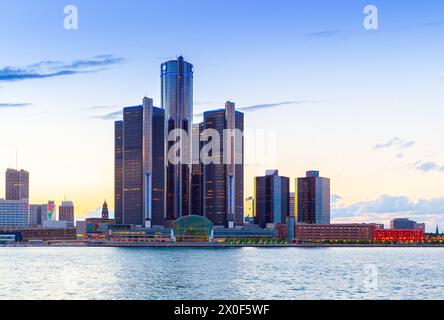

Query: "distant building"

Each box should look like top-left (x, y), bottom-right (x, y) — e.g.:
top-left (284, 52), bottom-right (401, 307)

top-left (391, 218), bottom-right (425, 232)
top-left (43, 220), bottom-right (69, 229)
top-left (5, 169), bottom-right (29, 201)
top-left (297, 171), bottom-right (330, 224)
top-left (47, 201), bottom-right (56, 221)
top-left (0, 199), bottom-right (29, 228)
top-left (59, 201), bottom-right (74, 227)
top-left (289, 192), bottom-right (295, 217)
top-left (29, 202), bottom-right (54, 226)
top-left (101, 201), bottom-right (109, 219)
top-left (29, 204), bottom-right (45, 226)
top-left (254, 170), bottom-right (290, 228)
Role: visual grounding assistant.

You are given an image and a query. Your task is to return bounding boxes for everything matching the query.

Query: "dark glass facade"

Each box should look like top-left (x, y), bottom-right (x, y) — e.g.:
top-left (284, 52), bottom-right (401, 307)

top-left (5, 169), bottom-right (29, 201)
top-left (198, 105), bottom-right (244, 227)
top-left (297, 171), bottom-right (330, 224)
top-left (114, 121), bottom-right (124, 225)
top-left (115, 104), bottom-right (165, 227)
top-left (161, 57), bottom-right (193, 221)
top-left (151, 107), bottom-right (165, 226)
top-left (122, 106), bottom-right (144, 226)
top-left (191, 123), bottom-right (204, 216)
top-left (254, 171), bottom-right (289, 228)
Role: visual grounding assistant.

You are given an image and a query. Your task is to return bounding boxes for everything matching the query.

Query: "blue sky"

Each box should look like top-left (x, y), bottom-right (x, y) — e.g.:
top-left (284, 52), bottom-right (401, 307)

top-left (0, 0), bottom-right (443, 231)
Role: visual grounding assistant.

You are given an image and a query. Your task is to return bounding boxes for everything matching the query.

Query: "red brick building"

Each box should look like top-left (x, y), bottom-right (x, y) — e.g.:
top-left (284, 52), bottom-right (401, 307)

top-left (295, 224), bottom-right (377, 243)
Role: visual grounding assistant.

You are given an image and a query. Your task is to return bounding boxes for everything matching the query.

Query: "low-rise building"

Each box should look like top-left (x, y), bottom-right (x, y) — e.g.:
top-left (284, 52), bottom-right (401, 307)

top-left (295, 223), bottom-right (377, 243)
top-left (374, 229), bottom-right (424, 243)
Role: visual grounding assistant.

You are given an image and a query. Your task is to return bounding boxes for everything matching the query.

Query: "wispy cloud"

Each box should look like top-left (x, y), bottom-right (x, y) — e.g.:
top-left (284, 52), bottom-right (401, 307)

top-left (83, 105), bottom-right (118, 111)
top-left (0, 103), bottom-right (33, 109)
top-left (414, 161), bottom-right (444, 173)
top-left (332, 194), bottom-right (444, 232)
top-left (91, 110), bottom-right (123, 120)
top-left (0, 55), bottom-right (124, 82)
top-left (239, 100), bottom-right (316, 112)
top-left (333, 194), bottom-right (444, 217)
top-left (307, 30), bottom-right (341, 38)
top-left (193, 100), bottom-right (317, 117)
top-left (373, 137), bottom-right (415, 150)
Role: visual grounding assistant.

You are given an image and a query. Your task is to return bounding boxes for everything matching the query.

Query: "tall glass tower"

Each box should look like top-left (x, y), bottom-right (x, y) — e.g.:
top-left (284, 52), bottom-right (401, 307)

top-left (297, 171), bottom-right (330, 224)
top-left (161, 56), bottom-right (194, 222)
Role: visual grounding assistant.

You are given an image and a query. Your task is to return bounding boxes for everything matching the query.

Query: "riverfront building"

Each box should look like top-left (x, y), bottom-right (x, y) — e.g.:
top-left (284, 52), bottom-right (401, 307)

top-left (297, 171), bottom-right (330, 224)
top-left (295, 223), bottom-right (377, 243)
top-left (254, 170), bottom-right (290, 228)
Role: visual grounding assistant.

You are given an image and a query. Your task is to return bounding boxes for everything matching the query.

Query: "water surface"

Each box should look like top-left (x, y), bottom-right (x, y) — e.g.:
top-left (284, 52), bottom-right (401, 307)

top-left (0, 247), bottom-right (442, 300)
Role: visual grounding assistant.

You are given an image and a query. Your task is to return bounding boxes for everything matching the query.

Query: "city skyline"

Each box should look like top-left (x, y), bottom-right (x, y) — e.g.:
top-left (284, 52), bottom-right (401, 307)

top-left (1, 0), bottom-right (444, 232)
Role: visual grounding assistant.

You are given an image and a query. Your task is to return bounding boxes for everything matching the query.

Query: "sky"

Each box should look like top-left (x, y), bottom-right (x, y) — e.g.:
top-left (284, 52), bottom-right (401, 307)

top-left (0, 0), bottom-right (443, 231)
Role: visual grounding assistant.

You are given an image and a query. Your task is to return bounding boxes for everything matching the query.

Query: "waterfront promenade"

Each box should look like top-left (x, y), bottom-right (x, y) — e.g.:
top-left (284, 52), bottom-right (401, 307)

top-left (3, 241), bottom-right (444, 248)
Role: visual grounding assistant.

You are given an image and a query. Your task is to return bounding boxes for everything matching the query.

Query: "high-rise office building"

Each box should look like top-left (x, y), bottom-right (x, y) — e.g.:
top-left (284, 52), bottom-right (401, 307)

top-left (289, 192), bottom-right (296, 215)
top-left (297, 171), bottom-right (330, 224)
top-left (114, 120), bottom-right (124, 225)
top-left (191, 123), bottom-right (204, 216)
top-left (197, 102), bottom-right (244, 228)
top-left (161, 56), bottom-right (194, 223)
top-left (146, 99), bottom-right (165, 227)
top-left (254, 170), bottom-right (290, 228)
top-left (114, 98), bottom-right (165, 227)
top-left (59, 201), bottom-right (74, 226)
top-left (5, 169), bottom-right (29, 201)
top-left (122, 105), bottom-right (144, 226)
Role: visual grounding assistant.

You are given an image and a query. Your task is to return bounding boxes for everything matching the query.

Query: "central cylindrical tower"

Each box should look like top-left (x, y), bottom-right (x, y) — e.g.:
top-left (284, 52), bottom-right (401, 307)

top-left (161, 56), bottom-right (194, 222)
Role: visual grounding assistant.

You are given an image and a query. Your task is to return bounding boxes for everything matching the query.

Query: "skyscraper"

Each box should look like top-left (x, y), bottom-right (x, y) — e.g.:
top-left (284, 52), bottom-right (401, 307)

top-left (59, 201), bottom-right (74, 226)
top-left (143, 97), bottom-right (165, 227)
top-left (198, 102), bottom-right (244, 228)
top-left (114, 98), bottom-right (165, 227)
top-left (5, 169), bottom-right (29, 201)
top-left (254, 170), bottom-right (290, 228)
top-left (191, 123), bottom-right (204, 217)
top-left (114, 121), bottom-right (124, 225)
top-left (122, 105), bottom-right (144, 226)
top-left (161, 56), bottom-right (194, 223)
top-left (297, 171), bottom-right (330, 224)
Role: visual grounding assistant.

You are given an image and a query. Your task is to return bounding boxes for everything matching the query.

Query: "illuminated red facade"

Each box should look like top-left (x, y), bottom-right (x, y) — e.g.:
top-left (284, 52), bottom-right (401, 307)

top-left (374, 229), bottom-right (424, 243)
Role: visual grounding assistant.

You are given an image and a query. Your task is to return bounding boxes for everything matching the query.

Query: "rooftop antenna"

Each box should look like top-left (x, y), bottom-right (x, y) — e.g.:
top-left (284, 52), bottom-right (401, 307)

top-left (16, 147), bottom-right (18, 170)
